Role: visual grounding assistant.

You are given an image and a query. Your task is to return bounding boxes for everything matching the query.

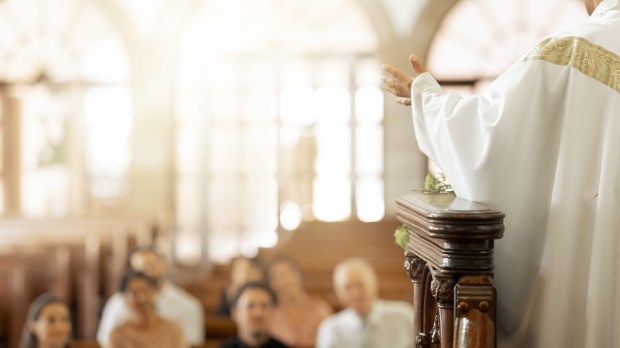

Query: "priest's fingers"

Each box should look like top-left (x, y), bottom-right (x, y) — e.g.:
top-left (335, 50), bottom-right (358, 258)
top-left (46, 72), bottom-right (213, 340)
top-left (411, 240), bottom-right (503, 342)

top-left (396, 97), bottom-right (411, 106)
top-left (409, 54), bottom-right (427, 75)
top-left (382, 64), bottom-right (413, 85)
top-left (381, 76), bottom-right (410, 97)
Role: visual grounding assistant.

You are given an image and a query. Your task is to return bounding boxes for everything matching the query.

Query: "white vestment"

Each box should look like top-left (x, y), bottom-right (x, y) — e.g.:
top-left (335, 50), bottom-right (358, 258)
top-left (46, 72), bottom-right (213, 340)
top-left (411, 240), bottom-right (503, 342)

top-left (410, 0), bottom-right (620, 346)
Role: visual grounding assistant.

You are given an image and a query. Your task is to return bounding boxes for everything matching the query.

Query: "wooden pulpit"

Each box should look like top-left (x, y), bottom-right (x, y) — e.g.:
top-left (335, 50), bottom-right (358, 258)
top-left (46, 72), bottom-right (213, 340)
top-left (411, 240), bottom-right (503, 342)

top-left (396, 191), bottom-right (504, 348)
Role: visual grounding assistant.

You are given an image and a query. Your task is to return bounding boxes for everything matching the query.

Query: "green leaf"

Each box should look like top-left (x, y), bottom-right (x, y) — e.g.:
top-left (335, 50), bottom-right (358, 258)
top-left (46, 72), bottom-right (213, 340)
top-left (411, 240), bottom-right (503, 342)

top-left (394, 224), bottom-right (410, 250)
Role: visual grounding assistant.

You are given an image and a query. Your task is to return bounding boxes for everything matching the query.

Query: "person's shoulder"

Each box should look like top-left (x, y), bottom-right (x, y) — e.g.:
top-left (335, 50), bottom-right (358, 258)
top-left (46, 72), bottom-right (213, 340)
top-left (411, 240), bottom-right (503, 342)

top-left (162, 282), bottom-right (202, 307)
top-left (100, 292), bottom-right (129, 316)
top-left (308, 296), bottom-right (334, 314)
top-left (376, 299), bottom-right (414, 314)
top-left (103, 292), bottom-right (125, 306)
top-left (319, 307), bottom-right (353, 328)
top-left (160, 317), bottom-right (184, 331)
top-left (108, 322), bottom-right (128, 339)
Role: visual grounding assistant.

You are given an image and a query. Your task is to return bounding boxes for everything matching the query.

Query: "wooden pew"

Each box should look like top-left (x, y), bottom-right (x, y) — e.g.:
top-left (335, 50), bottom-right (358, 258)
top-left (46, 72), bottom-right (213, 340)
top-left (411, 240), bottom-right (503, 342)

top-left (396, 191), bottom-right (504, 348)
top-left (259, 219), bottom-right (414, 309)
top-left (0, 216), bottom-right (157, 346)
top-left (0, 261), bottom-right (29, 348)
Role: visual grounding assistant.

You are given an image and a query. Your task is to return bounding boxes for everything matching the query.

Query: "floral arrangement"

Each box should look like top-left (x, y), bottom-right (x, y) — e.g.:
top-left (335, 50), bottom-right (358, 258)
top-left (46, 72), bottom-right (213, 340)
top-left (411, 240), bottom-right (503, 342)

top-left (423, 173), bottom-right (452, 194)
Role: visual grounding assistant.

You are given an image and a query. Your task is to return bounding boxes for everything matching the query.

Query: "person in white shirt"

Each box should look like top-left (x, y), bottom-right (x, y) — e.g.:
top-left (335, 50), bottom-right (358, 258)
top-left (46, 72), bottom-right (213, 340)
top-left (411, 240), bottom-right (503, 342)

top-left (97, 246), bottom-right (205, 348)
top-left (316, 257), bottom-right (414, 348)
top-left (382, 0), bottom-right (620, 346)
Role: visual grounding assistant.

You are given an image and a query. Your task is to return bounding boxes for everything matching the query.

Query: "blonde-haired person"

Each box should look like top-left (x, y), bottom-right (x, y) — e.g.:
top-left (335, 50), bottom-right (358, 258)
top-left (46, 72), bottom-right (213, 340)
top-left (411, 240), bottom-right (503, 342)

top-left (316, 257), bottom-right (414, 348)
top-left (20, 293), bottom-right (72, 348)
top-left (267, 256), bottom-right (332, 347)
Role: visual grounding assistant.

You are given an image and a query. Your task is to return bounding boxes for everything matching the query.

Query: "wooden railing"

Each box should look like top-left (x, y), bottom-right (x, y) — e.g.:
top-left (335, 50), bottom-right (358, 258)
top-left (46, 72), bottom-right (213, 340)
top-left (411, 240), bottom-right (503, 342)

top-left (396, 191), bottom-right (504, 348)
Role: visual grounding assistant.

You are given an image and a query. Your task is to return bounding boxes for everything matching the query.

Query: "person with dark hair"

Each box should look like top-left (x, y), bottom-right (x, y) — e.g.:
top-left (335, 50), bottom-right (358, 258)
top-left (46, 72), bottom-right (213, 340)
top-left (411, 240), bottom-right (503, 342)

top-left (20, 293), bottom-right (72, 348)
top-left (267, 255), bottom-right (332, 347)
top-left (219, 282), bottom-right (288, 348)
top-left (217, 257), bottom-right (267, 316)
top-left (107, 270), bottom-right (186, 348)
top-left (97, 246), bottom-right (204, 347)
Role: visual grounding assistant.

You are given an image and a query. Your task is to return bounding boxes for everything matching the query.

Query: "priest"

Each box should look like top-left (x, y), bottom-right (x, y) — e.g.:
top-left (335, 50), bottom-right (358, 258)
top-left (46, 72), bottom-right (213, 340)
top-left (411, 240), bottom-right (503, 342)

top-left (382, 0), bottom-right (620, 346)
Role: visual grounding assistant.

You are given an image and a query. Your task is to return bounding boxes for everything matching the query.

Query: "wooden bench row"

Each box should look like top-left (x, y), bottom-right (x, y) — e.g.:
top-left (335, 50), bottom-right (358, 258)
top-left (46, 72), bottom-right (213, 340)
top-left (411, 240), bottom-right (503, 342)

top-left (0, 217), bottom-right (159, 348)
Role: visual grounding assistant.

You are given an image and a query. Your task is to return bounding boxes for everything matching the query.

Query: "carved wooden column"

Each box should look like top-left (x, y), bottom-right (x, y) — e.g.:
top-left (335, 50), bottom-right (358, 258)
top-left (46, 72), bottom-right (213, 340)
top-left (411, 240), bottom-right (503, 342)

top-left (405, 252), bottom-right (426, 336)
top-left (397, 191), bottom-right (504, 348)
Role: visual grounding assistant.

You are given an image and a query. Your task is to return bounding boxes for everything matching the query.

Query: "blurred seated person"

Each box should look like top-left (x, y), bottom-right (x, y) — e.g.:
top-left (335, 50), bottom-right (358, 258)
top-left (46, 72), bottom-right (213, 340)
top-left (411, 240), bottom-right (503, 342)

top-left (267, 255), bottom-right (332, 347)
top-left (108, 270), bottom-right (186, 348)
top-left (97, 246), bottom-right (204, 347)
top-left (217, 257), bottom-right (266, 316)
top-left (20, 293), bottom-right (72, 348)
top-left (316, 257), bottom-right (414, 348)
top-left (219, 282), bottom-right (288, 348)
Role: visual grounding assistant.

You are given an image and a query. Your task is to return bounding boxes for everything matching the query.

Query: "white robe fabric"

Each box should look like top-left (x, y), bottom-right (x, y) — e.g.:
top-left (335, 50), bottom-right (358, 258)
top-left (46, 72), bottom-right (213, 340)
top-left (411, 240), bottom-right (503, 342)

top-left (410, 1), bottom-right (620, 346)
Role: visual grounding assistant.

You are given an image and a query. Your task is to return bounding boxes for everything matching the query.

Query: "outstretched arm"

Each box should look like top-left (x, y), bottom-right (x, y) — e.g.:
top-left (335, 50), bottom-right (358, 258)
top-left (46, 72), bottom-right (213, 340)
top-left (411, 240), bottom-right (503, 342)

top-left (382, 54), bottom-right (427, 106)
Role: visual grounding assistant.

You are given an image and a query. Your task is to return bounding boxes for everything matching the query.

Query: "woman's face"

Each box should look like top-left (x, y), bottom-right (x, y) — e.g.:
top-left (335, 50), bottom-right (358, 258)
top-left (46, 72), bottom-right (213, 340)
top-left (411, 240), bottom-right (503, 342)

top-left (268, 261), bottom-right (303, 297)
top-left (30, 303), bottom-right (71, 348)
top-left (124, 278), bottom-right (157, 316)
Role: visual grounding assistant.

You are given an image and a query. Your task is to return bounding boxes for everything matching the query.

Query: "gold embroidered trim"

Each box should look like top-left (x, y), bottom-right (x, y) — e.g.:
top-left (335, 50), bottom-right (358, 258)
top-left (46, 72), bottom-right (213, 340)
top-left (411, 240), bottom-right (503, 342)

top-left (522, 36), bottom-right (620, 94)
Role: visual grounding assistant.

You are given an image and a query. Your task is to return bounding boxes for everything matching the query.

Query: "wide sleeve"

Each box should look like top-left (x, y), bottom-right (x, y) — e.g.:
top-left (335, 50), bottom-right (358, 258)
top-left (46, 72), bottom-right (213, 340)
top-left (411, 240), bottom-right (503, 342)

top-left (410, 61), bottom-right (569, 202)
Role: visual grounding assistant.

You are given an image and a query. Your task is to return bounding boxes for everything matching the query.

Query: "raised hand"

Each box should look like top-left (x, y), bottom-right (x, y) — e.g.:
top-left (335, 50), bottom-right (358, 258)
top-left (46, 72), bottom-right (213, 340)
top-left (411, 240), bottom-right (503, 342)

top-left (382, 54), bottom-right (427, 106)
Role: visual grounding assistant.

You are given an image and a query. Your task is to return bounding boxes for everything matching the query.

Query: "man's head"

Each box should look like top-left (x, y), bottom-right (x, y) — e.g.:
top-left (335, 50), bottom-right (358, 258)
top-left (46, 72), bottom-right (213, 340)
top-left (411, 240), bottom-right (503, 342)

top-left (333, 258), bottom-right (378, 317)
top-left (128, 246), bottom-right (167, 282)
top-left (231, 281), bottom-right (277, 345)
top-left (585, 0), bottom-right (604, 15)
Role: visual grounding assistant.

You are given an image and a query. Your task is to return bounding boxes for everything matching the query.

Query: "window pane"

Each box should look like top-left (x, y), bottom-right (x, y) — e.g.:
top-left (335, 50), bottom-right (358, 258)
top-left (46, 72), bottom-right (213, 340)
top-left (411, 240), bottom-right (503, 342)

top-left (208, 129), bottom-right (240, 174)
top-left (242, 126), bottom-right (277, 174)
top-left (355, 125), bottom-right (383, 175)
top-left (355, 86), bottom-right (383, 125)
top-left (176, 129), bottom-right (202, 175)
top-left (176, 180), bottom-right (202, 227)
top-left (280, 87), bottom-right (315, 126)
top-left (243, 180), bottom-right (278, 229)
top-left (318, 59), bottom-right (349, 86)
top-left (313, 176), bottom-right (350, 221)
top-left (174, 230), bottom-right (204, 267)
top-left (356, 178), bottom-right (384, 222)
top-left (83, 86), bottom-right (133, 202)
top-left (211, 90), bottom-right (240, 121)
top-left (315, 87), bottom-right (350, 126)
top-left (207, 178), bottom-right (241, 226)
top-left (356, 59), bottom-right (381, 86)
top-left (243, 89), bottom-right (277, 124)
top-left (315, 126), bottom-right (350, 175)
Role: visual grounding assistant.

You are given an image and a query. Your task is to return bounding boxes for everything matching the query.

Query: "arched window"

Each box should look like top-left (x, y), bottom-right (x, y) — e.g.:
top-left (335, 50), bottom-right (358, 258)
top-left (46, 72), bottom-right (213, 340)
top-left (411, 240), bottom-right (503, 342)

top-left (0, 0), bottom-right (131, 216)
top-left (428, 0), bottom-right (588, 94)
top-left (174, 0), bottom-right (382, 263)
